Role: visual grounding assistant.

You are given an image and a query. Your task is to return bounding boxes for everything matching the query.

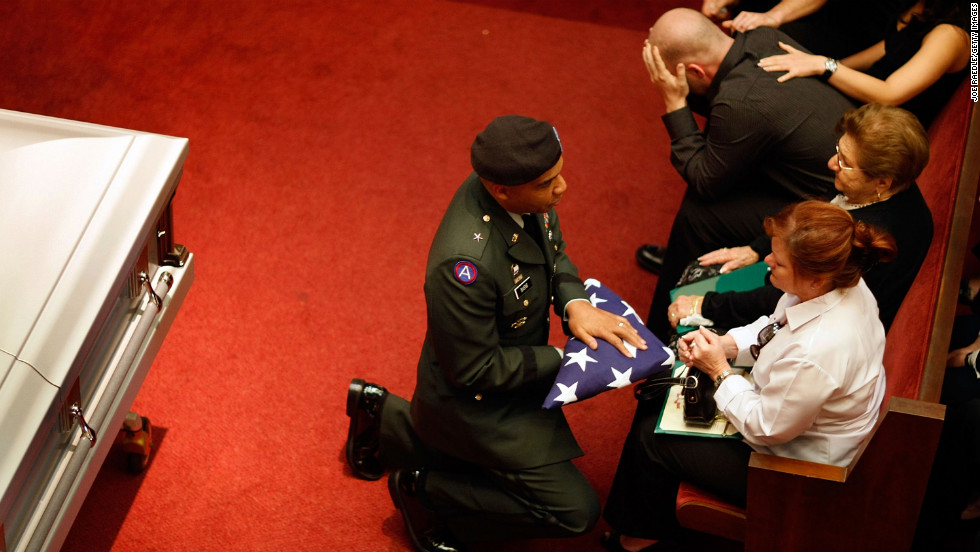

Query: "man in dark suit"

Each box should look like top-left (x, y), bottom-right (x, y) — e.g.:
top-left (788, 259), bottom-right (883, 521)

top-left (345, 115), bottom-right (646, 552)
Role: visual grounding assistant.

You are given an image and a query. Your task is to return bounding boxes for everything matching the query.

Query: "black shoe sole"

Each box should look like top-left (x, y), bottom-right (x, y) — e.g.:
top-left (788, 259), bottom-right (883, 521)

top-left (347, 378), bottom-right (365, 417)
top-left (389, 470), bottom-right (433, 552)
top-left (346, 378), bottom-right (384, 480)
top-left (636, 245), bottom-right (665, 274)
top-left (600, 530), bottom-right (682, 552)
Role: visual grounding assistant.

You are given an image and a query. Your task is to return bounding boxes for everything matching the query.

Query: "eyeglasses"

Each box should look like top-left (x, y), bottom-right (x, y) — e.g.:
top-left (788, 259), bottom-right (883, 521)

top-left (749, 322), bottom-right (782, 360)
top-left (835, 141), bottom-right (863, 172)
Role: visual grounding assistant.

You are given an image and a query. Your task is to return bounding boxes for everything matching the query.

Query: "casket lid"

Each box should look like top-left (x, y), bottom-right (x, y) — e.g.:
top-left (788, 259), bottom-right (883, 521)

top-left (0, 110), bottom-right (188, 519)
top-left (0, 136), bottom-right (133, 381)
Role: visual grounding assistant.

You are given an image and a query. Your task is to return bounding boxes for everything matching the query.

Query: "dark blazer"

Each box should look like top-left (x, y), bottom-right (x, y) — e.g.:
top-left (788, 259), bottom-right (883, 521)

top-left (703, 183), bottom-right (934, 331)
top-left (410, 173), bottom-right (588, 469)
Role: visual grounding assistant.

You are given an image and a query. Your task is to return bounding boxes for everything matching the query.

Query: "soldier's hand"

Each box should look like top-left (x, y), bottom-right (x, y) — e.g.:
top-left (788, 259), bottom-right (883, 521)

top-left (566, 301), bottom-right (647, 358)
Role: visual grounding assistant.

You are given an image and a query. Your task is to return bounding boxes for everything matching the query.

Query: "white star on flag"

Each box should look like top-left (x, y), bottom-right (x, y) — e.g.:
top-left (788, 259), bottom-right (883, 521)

top-left (553, 382), bottom-right (579, 405)
top-left (565, 347), bottom-right (598, 371)
top-left (620, 300), bottom-right (640, 322)
top-left (543, 280), bottom-right (672, 409)
top-left (607, 367), bottom-right (633, 388)
top-left (623, 340), bottom-right (638, 359)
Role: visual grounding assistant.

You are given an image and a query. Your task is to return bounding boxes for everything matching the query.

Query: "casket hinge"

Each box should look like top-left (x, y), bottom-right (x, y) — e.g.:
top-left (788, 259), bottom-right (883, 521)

top-left (161, 242), bottom-right (189, 267)
top-left (155, 193), bottom-right (188, 267)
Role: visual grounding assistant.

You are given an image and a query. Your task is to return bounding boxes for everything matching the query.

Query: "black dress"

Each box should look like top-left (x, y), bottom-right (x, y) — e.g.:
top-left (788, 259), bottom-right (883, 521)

top-left (866, 16), bottom-right (968, 128)
top-left (700, 183), bottom-right (934, 331)
top-left (732, 0), bottom-right (910, 59)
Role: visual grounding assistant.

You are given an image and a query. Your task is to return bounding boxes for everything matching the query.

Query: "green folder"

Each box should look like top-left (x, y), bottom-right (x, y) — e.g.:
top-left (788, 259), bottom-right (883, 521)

top-left (670, 261), bottom-right (770, 334)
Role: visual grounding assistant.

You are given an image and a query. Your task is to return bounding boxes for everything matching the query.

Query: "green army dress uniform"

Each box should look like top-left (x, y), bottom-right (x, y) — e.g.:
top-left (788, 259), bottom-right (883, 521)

top-left (378, 173), bottom-right (600, 541)
top-left (412, 173), bottom-right (587, 468)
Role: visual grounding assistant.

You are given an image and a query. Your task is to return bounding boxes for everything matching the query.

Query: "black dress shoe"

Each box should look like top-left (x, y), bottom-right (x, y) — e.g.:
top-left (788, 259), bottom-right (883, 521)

top-left (345, 378), bottom-right (387, 480)
top-left (389, 469), bottom-right (465, 552)
top-left (636, 244), bottom-right (666, 274)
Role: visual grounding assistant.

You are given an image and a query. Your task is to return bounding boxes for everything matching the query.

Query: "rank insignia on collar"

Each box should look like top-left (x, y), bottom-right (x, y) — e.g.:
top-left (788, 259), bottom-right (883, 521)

top-left (473, 233), bottom-right (483, 242)
top-left (511, 233), bottom-right (519, 243)
top-left (511, 264), bottom-right (520, 276)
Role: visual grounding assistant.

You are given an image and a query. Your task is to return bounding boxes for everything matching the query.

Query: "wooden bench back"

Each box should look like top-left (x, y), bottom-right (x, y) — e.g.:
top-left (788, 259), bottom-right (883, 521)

top-left (882, 81), bottom-right (979, 403)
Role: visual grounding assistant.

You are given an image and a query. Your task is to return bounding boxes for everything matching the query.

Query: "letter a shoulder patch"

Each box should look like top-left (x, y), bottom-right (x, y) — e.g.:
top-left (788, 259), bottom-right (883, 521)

top-left (454, 260), bottom-right (478, 285)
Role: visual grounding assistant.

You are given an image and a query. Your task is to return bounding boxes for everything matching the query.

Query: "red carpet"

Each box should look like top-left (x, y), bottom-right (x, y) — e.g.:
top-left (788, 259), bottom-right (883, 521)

top-left (2, 1), bottom-right (696, 550)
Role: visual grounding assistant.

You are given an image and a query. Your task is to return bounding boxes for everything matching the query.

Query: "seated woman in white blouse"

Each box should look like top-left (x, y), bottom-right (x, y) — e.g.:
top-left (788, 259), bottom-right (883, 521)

top-left (601, 200), bottom-right (897, 552)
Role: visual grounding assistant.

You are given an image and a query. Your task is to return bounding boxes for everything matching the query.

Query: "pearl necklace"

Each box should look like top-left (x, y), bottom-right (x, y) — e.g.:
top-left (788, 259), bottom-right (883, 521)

top-left (830, 193), bottom-right (884, 210)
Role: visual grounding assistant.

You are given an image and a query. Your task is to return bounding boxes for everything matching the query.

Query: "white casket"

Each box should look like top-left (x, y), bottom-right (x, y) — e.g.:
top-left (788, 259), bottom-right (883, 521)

top-left (0, 109), bottom-right (194, 552)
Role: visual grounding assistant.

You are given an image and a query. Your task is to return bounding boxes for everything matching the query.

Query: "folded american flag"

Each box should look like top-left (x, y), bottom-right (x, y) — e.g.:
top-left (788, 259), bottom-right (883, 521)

top-left (542, 279), bottom-right (674, 409)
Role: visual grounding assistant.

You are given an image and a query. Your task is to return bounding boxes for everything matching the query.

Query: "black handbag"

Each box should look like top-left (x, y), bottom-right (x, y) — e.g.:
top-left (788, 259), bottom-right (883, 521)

top-left (679, 366), bottom-right (718, 427)
top-left (635, 366), bottom-right (718, 427)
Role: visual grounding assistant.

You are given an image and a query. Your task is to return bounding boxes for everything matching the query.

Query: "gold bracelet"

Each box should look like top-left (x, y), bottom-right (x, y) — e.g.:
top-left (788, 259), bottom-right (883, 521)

top-left (690, 296), bottom-right (700, 317)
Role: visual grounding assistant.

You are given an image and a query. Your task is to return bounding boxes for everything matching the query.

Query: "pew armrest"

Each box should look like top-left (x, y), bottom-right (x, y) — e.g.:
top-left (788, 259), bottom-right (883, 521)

top-left (743, 397), bottom-right (945, 552)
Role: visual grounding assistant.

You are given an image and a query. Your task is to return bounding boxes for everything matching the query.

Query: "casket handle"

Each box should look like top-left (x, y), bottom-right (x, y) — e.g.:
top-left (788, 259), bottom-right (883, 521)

top-left (70, 403), bottom-right (97, 445)
top-left (138, 271), bottom-right (162, 308)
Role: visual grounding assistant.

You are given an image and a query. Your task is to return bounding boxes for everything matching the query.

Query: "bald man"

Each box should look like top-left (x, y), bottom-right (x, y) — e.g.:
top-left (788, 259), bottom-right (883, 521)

top-left (635, 8), bottom-right (856, 342)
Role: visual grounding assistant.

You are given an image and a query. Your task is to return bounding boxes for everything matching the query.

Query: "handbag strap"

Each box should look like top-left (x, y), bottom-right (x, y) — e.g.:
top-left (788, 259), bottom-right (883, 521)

top-left (634, 373), bottom-right (699, 401)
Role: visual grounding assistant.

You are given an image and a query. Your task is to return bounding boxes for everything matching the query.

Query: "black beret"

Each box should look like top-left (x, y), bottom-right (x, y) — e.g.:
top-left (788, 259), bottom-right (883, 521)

top-left (470, 115), bottom-right (562, 186)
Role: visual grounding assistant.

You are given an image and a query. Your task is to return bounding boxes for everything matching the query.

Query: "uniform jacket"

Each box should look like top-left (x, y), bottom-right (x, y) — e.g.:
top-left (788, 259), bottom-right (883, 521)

top-left (410, 173), bottom-right (588, 469)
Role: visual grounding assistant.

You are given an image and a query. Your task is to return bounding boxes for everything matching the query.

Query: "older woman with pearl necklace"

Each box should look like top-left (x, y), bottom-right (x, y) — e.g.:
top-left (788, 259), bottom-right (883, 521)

top-left (671, 103), bottom-right (932, 333)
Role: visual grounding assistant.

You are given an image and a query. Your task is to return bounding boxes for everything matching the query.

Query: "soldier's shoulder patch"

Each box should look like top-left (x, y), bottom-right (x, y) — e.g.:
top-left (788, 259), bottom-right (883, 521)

top-left (453, 260), bottom-right (478, 285)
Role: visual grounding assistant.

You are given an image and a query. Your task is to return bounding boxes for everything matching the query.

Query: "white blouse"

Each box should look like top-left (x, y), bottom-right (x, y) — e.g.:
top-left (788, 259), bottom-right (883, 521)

top-left (714, 279), bottom-right (887, 466)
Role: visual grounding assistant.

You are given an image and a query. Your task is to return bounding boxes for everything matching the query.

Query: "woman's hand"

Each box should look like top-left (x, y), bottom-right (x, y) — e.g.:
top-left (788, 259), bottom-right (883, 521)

top-left (722, 10), bottom-right (780, 33)
top-left (758, 41), bottom-right (827, 83)
top-left (698, 245), bottom-right (759, 273)
top-left (947, 335), bottom-right (980, 368)
top-left (679, 327), bottom-right (736, 380)
top-left (948, 347), bottom-right (973, 368)
top-left (667, 295), bottom-right (703, 328)
top-left (701, 0), bottom-right (737, 20)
